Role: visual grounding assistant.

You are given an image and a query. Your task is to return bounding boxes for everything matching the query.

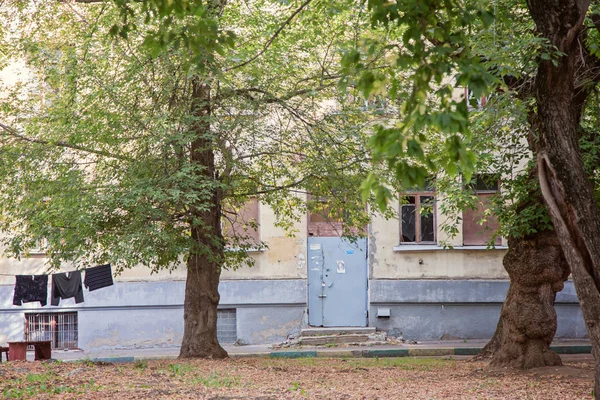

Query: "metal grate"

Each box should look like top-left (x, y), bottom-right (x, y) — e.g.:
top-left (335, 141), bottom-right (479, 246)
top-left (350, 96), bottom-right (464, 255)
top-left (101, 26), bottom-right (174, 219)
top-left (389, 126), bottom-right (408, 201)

top-left (217, 309), bottom-right (237, 343)
top-left (25, 312), bottom-right (78, 350)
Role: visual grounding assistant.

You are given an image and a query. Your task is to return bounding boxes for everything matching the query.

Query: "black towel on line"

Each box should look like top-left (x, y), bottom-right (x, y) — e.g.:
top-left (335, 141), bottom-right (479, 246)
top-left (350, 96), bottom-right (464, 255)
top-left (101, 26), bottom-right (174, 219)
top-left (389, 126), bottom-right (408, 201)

top-left (51, 270), bottom-right (84, 306)
top-left (84, 263), bottom-right (113, 291)
top-left (13, 275), bottom-right (48, 307)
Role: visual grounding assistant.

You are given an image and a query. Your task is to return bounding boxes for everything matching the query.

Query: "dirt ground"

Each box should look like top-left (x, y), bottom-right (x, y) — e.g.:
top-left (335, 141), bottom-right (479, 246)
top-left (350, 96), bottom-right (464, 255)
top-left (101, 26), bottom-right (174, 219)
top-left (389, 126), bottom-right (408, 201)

top-left (0, 356), bottom-right (594, 399)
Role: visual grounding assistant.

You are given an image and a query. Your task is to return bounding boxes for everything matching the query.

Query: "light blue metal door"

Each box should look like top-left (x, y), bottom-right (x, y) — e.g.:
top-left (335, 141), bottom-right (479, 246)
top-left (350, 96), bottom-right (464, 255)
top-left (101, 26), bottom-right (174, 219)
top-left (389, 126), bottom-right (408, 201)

top-left (307, 237), bottom-right (368, 327)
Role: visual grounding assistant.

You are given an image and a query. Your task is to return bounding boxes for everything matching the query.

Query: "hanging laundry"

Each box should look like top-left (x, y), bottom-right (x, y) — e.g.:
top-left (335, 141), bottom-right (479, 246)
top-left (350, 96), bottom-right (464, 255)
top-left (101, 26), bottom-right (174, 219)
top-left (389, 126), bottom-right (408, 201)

top-left (51, 270), bottom-right (84, 306)
top-left (13, 275), bottom-right (48, 307)
top-left (84, 263), bottom-right (113, 291)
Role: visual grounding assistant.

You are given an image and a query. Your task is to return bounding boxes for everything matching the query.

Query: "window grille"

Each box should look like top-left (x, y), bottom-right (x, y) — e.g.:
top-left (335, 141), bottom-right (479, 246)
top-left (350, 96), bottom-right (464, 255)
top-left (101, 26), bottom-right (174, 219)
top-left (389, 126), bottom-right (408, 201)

top-left (25, 312), bottom-right (78, 350)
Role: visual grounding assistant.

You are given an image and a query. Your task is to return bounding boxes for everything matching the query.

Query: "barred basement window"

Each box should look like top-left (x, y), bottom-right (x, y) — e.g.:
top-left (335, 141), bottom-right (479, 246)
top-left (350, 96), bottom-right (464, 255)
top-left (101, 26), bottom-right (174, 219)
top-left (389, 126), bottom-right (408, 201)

top-left (25, 312), bottom-right (78, 350)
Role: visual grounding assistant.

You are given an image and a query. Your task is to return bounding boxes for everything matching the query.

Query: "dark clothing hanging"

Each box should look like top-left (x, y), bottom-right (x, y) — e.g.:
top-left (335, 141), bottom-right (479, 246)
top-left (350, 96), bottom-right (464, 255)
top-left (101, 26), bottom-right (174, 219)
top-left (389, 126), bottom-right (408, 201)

top-left (51, 271), bottom-right (84, 306)
top-left (13, 275), bottom-right (48, 307)
top-left (84, 264), bottom-right (113, 291)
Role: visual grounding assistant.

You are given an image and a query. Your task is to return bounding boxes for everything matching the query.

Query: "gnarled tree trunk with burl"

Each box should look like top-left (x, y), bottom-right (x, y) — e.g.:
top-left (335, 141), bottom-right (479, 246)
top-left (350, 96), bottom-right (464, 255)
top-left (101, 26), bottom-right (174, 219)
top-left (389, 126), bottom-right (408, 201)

top-left (478, 172), bottom-right (569, 367)
top-left (489, 229), bottom-right (569, 368)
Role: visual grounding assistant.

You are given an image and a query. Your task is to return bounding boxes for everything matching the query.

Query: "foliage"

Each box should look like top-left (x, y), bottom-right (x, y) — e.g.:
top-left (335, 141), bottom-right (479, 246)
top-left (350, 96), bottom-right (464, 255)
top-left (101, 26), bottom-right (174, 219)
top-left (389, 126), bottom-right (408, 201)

top-left (343, 0), bottom-right (577, 241)
top-left (0, 0), bottom-right (392, 273)
top-left (340, 0), bottom-right (500, 211)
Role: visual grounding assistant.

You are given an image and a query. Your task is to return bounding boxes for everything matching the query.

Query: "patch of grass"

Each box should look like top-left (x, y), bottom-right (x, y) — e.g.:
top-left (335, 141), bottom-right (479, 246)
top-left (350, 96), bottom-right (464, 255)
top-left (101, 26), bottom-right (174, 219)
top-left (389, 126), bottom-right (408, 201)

top-left (2, 379), bottom-right (101, 399)
top-left (75, 359), bottom-right (96, 367)
top-left (347, 357), bottom-right (455, 371)
top-left (168, 363), bottom-right (194, 376)
top-left (25, 372), bottom-right (52, 384)
top-left (134, 359), bottom-right (148, 370)
top-left (261, 357), bottom-right (318, 367)
top-left (79, 380), bottom-right (103, 393)
top-left (288, 381), bottom-right (307, 396)
top-left (192, 372), bottom-right (241, 388)
top-left (258, 356), bottom-right (453, 371)
top-left (475, 379), bottom-right (501, 389)
top-left (3, 385), bottom-right (36, 399)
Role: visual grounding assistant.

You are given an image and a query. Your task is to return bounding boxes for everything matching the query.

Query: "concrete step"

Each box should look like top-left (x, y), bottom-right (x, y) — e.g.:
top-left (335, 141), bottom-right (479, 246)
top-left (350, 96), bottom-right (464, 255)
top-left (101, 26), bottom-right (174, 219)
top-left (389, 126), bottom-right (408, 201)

top-left (300, 327), bottom-right (376, 337)
top-left (297, 334), bottom-right (370, 346)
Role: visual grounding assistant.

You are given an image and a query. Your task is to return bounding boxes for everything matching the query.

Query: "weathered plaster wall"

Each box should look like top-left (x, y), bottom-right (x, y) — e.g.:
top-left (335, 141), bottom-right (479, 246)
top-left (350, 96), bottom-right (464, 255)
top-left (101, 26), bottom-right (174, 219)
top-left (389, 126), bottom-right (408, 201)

top-left (369, 280), bottom-right (586, 340)
top-left (0, 256), bottom-right (50, 285)
top-left (0, 279), bottom-right (307, 349)
top-left (236, 306), bottom-right (305, 345)
top-left (369, 199), bottom-right (508, 279)
top-left (221, 201), bottom-right (308, 280)
top-left (0, 200), bottom-right (308, 283)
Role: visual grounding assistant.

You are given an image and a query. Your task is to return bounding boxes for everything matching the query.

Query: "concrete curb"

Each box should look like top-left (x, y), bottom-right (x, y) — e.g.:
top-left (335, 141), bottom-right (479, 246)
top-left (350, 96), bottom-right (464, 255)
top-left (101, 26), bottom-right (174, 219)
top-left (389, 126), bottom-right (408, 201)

top-left (70, 344), bottom-right (591, 363)
top-left (265, 345), bottom-right (592, 359)
top-left (551, 345), bottom-right (592, 354)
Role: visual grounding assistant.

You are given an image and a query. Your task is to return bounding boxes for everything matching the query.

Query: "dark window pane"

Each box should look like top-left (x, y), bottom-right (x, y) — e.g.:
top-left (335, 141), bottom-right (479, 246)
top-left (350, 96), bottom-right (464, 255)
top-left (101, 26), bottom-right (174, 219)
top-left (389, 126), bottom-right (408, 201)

top-left (420, 210), bottom-right (434, 242)
top-left (401, 204), bottom-right (416, 242)
top-left (420, 196), bottom-right (434, 213)
top-left (402, 195), bottom-right (416, 204)
top-left (419, 196), bottom-right (435, 242)
top-left (474, 175), bottom-right (499, 191)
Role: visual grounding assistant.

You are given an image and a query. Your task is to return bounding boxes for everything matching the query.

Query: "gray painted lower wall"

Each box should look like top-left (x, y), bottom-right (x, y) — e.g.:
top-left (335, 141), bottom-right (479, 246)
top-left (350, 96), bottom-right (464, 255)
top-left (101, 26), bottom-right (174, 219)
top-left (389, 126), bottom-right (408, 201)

top-left (236, 306), bottom-right (306, 345)
top-left (369, 279), bottom-right (579, 303)
top-left (369, 280), bottom-right (586, 340)
top-left (369, 303), bottom-right (585, 340)
top-left (0, 279), bottom-right (307, 350)
top-left (0, 278), bottom-right (588, 350)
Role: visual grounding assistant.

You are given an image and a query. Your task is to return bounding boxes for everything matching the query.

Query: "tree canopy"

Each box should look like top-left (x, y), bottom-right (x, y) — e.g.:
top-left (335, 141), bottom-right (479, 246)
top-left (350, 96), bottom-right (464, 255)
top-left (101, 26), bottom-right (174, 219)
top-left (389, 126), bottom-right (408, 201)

top-left (0, 0), bottom-right (391, 272)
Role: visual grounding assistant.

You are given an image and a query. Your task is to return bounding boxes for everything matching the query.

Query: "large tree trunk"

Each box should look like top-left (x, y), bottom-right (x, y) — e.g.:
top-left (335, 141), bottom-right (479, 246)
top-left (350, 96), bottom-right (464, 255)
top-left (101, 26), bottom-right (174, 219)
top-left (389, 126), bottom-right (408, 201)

top-left (478, 169), bottom-right (570, 367)
top-left (179, 80), bottom-right (228, 359)
top-left (489, 230), bottom-right (569, 368)
top-left (527, 1), bottom-right (600, 395)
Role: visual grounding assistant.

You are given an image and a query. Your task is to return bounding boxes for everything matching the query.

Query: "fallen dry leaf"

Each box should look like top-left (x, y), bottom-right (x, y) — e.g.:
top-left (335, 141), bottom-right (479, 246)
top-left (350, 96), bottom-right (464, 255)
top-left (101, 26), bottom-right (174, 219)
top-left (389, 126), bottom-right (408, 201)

top-left (0, 356), bottom-right (594, 399)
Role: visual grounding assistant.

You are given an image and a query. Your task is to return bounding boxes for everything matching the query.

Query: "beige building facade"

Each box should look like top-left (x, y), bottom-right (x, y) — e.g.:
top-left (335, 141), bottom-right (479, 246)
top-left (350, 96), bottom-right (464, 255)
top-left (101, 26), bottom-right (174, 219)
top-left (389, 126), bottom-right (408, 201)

top-left (0, 194), bottom-right (587, 351)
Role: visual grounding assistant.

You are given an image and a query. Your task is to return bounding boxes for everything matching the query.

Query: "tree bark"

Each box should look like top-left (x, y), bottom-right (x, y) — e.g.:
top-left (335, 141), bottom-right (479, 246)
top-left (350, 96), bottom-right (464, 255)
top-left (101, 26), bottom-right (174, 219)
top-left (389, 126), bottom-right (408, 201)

top-left (179, 79), bottom-right (228, 359)
top-left (527, 1), bottom-right (600, 395)
top-left (476, 168), bottom-right (570, 367)
top-left (489, 229), bottom-right (569, 368)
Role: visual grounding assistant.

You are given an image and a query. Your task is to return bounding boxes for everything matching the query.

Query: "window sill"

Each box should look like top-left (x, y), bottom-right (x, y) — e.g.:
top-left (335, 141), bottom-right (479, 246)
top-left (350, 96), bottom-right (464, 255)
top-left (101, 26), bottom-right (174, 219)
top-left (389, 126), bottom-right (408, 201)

top-left (25, 251), bottom-right (47, 256)
top-left (393, 244), bottom-right (508, 252)
top-left (225, 247), bottom-right (266, 254)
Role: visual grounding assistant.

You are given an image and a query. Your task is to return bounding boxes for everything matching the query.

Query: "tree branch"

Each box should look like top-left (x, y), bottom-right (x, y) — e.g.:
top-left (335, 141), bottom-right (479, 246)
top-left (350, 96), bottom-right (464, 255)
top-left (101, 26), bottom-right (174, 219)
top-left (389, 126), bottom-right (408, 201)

top-left (214, 82), bottom-right (336, 105)
top-left (538, 151), bottom-right (600, 293)
top-left (0, 122), bottom-right (131, 161)
top-left (224, 0), bottom-right (313, 72)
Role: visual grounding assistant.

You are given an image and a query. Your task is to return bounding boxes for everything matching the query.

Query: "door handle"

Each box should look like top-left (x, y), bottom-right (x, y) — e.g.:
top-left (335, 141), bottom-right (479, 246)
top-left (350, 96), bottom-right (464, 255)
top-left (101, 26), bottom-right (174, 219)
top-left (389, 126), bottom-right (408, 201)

top-left (318, 294), bottom-right (327, 298)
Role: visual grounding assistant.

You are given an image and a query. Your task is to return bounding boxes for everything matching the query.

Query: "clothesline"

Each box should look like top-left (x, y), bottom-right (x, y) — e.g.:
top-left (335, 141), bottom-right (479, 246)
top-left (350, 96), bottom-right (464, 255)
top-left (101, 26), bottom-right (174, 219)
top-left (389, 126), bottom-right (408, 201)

top-left (0, 266), bottom-right (102, 276)
top-left (9, 264), bottom-right (114, 307)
